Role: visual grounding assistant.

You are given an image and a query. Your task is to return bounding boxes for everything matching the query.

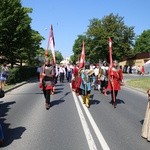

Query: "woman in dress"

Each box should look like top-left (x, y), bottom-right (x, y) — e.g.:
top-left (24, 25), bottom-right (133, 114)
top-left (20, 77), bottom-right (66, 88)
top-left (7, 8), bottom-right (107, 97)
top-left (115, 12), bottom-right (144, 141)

top-left (39, 58), bottom-right (55, 110)
top-left (107, 60), bottom-right (124, 108)
top-left (141, 89), bottom-right (150, 141)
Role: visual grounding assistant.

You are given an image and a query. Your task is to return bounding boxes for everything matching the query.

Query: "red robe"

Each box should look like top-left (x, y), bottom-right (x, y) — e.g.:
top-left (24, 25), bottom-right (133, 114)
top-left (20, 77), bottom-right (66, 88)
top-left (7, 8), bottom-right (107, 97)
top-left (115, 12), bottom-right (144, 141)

top-left (72, 66), bottom-right (79, 90)
top-left (107, 67), bottom-right (123, 91)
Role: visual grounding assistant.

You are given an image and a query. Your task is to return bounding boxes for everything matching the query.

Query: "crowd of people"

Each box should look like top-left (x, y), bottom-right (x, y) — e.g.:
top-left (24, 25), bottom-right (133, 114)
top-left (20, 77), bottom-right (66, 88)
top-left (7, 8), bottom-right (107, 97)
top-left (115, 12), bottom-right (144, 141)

top-left (0, 58), bottom-right (149, 145)
top-left (38, 58), bottom-right (150, 142)
top-left (71, 60), bottom-right (124, 108)
top-left (123, 65), bottom-right (145, 75)
top-left (38, 58), bottom-right (125, 109)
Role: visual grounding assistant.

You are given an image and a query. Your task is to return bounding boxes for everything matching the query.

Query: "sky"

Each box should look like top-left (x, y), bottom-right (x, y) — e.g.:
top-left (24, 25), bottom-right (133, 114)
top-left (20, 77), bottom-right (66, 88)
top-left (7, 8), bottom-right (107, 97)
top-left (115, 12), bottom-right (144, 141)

top-left (22, 0), bottom-right (150, 58)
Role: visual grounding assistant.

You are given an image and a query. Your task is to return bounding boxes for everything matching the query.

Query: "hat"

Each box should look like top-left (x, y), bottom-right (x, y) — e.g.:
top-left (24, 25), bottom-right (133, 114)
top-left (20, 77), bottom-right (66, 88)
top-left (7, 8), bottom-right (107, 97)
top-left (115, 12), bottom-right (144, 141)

top-left (78, 68), bottom-right (84, 74)
top-left (103, 61), bottom-right (107, 64)
top-left (87, 70), bottom-right (94, 76)
top-left (76, 61), bottom-right (79, 65)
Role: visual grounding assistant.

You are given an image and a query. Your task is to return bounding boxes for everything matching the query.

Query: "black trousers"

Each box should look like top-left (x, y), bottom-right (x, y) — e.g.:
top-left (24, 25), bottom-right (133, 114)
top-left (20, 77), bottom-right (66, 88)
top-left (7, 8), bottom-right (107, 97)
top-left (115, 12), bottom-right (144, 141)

top-left (60, 73), bottom-right (64, 83)
top-left (43, 89), bottom-right (51, 104)
top-left (111, 90), bottom-right (118, 103)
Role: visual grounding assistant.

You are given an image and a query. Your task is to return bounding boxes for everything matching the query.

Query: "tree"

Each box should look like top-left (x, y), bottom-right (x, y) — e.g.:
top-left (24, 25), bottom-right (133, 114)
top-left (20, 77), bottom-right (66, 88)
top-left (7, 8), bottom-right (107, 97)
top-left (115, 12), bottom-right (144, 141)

top-left (71, 13), bottom-right (135, 63)
top-left (0, 0), bottom-right (43, 67)
top-left (71, 35), bottom-right (92, 64)
top-left (134, 29), bottom-right (150, 54)
top-left (55, 51), bottom-right (64, 64)
top-left (86, 13), bottom-right (135, 62)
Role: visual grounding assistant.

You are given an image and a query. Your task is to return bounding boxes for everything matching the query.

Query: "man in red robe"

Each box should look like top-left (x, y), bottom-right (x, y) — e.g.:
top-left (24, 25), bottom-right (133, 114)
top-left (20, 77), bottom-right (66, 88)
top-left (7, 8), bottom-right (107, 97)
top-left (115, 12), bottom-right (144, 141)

top-left (107, 60), bottom-right (124, 108)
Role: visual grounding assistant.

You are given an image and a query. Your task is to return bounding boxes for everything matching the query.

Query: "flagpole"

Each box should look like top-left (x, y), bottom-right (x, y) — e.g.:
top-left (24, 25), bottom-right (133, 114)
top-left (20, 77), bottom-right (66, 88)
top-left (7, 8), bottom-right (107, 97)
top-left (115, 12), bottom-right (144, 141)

top-left (45, 25), bottom-right (56, 64)
top-left (108, 37), bottom-right (116, 108)
top-left (45, 25), bottom-right (51, 58)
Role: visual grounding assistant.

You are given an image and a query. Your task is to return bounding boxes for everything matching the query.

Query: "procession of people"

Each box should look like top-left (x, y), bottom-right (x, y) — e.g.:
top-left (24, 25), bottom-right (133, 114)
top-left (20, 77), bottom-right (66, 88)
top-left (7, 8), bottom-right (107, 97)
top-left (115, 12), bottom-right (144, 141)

top-left (0, 49), bottom-right (149, 146)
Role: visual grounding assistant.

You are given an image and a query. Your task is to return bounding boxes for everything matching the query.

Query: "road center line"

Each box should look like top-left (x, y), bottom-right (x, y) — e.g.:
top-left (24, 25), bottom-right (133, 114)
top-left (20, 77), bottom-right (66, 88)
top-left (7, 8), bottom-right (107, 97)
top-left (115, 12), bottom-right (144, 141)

top-left (71, 85), bottom-right (98, 150)
top-left (78, 95), bottom-right (110, 150)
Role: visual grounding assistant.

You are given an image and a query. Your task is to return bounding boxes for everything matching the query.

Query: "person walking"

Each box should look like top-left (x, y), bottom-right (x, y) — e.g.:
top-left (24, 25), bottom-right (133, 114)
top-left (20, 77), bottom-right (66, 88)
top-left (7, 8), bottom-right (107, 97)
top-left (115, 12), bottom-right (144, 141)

top-left (66, 63), bottom-right (72, 83)
top-left (141, 66), bottom-right (145, 76)
top-left (72, 62), bottom-right (79, 91)
top-left (80, 63), bottom-right (92, 108)
top-left (39, 58), bottom-right (54, 110)
top-left (36, 65), bottom-right (41, 80)
top-left (107, 60), bottom-right (124, 108)
top-left (0, 63), bottom-right (9, 90)
top-left (141, 89), bottom-right (150, 141)
top-left (59, 65), bottom-right (66, 83)
top-left (100, 61), bottom-right (109, 96)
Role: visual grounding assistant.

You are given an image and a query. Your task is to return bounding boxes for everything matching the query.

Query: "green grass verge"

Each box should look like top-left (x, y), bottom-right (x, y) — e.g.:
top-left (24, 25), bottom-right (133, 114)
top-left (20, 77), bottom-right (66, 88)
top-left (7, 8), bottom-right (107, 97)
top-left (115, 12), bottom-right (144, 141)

top-left (4, 84), bottom-right (16, 90)
top-left (126, 78), bottom-right (150, 91)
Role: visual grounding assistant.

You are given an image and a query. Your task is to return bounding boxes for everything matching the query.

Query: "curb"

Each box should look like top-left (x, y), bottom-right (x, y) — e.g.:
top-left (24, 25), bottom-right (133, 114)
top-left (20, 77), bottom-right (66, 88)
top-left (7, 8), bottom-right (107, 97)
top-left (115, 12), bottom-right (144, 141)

top-left (123, 85), bottom-right (147, 95)
top-left (5, 81), bottom-right (28, 93)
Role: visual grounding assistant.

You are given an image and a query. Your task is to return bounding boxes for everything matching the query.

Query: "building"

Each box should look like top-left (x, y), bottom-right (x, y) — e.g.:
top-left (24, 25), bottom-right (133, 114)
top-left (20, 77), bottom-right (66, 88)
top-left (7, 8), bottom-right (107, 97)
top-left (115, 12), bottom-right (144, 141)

top-left (119, 52), bottom-right (150, 67)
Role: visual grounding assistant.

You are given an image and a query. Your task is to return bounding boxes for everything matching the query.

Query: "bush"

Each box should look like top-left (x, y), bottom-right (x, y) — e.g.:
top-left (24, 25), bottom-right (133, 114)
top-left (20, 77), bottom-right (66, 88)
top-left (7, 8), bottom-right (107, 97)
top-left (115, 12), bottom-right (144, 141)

top-left (7, 66), bottom-right (37, 84)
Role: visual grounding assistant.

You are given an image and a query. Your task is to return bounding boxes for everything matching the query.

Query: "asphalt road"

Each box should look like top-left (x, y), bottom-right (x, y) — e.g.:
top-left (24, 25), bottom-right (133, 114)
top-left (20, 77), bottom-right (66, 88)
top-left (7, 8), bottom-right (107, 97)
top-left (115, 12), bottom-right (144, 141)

top-left (0, 78), bottom-right (150, 150)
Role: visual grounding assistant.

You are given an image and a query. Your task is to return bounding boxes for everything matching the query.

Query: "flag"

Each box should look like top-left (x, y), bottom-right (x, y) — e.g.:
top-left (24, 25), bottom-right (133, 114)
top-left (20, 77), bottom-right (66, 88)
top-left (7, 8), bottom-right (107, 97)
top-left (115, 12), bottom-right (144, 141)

top-left (79, 41), bottom-right (85, 68)
top-left (46, 24), bottom-right (56, 64)
top-left (108, 37), bottom-right (112, 67)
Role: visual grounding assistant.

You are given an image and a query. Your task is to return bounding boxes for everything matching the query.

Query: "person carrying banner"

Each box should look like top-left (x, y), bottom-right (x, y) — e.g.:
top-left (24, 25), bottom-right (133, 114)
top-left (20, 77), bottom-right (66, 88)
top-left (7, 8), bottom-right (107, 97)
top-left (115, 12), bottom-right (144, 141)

top-left (107, 60), bottom-right (124, 108)
top-left (39, 58), bottom-right (55, 110)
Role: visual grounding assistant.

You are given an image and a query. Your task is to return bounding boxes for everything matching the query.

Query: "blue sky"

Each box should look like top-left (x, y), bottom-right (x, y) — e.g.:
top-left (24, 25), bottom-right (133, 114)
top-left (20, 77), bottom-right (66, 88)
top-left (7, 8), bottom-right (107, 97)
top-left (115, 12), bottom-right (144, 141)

top-left (22, 0), bottom-right (150, 58)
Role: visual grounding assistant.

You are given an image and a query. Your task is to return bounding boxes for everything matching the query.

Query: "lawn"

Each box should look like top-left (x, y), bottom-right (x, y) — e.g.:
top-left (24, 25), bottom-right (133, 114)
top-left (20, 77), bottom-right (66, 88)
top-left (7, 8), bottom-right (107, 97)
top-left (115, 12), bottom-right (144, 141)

top-left (126, 78), bottom-right (150, 91)
top-left (4, 84), bottom-right (15, 90)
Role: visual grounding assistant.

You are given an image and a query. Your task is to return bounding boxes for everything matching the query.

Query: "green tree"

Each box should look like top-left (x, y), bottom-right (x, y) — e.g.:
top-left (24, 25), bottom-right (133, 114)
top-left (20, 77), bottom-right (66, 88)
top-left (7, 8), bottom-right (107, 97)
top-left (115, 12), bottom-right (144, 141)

top-left (71, 13), bottom-right (135, 63)
top-left (55, 51), bottom-right (64, 64)
top-left (43, 50), bottom-right (64, 64)
top-left (71, 35), bottom-right (92, 64)
top-left (134, 29), bottom-right (150, 54)
top-left (0, 0), bottom-right (43, 67)
top-left (86, 13), bottom-right (135, 62)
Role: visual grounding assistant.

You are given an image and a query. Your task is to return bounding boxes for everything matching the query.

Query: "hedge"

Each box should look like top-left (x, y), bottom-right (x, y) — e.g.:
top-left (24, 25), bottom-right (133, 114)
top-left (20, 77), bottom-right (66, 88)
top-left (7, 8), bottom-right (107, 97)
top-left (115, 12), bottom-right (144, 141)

top-left (6, 66), bottom-right (37, 84)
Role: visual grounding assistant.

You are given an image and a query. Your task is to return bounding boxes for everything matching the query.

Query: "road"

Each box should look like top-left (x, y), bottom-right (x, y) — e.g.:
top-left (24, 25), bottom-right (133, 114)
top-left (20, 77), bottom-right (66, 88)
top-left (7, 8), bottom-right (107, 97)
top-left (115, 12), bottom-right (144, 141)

top-left (0, 77), bottom-right (150, 150)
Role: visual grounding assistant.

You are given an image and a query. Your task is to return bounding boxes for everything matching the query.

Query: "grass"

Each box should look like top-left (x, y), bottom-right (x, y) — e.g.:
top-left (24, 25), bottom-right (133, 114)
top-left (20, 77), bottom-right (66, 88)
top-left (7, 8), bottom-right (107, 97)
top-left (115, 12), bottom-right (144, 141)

top-left (126, 78), bottom-right (150, 91)
top-left (4, 84), bottom-right (15, 90)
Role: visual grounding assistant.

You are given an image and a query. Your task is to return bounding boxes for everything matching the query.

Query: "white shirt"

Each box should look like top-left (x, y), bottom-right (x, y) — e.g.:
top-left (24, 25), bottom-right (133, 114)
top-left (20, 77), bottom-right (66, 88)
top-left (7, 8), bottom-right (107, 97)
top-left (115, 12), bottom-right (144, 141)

top-left (94, 68), bottom-right (99, 76)
top-left (59, 67), bottom-right (66, 74)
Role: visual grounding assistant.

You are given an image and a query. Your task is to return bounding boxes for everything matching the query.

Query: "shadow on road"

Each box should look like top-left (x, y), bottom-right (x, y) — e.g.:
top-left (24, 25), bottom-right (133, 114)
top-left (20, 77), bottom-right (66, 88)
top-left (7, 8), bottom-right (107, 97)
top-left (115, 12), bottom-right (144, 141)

top-left (90, 94), bottom-right (101, 105)
top-left (0, 101), bottom-right (26, 147)
top-left (51, 100), bottom-right (65, 107)
top-left (55, 88), bottom-right (64, 91)
top-left (50, 92), bottom-right (71, 108)
top-left (116, 99), bottom-right (125, 105)
top-left (55, 84), bottom-right (64, 87)
top-left (90, 100), bottom-right (100, 105)
top-left (140, 120), bottom-right (144, 125)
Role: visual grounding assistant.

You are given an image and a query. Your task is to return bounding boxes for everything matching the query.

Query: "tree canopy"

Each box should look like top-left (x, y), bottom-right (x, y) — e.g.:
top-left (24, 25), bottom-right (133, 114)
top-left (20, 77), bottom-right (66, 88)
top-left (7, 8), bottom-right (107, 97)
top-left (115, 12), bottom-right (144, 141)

top-left (134, 29), bottom-right (150, 54)
top-left (0, 0), bottom-right (44, 67)
top-left (71, 13), bottom-right (135, 63)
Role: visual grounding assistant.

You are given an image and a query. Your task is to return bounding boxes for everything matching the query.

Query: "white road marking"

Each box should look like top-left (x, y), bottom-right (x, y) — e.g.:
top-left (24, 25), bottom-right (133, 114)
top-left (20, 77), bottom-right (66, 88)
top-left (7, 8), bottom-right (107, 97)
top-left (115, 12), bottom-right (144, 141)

top-left (71, 87), bottom-right (98, 150)
top-left (78, 95), bottom-right (110, 150)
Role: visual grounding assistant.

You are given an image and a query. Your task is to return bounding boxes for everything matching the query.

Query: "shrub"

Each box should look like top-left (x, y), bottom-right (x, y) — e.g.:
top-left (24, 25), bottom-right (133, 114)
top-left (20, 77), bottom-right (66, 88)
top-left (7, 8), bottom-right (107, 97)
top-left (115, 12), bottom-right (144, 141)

top-left (7, 66), bottom-right (37, 84)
